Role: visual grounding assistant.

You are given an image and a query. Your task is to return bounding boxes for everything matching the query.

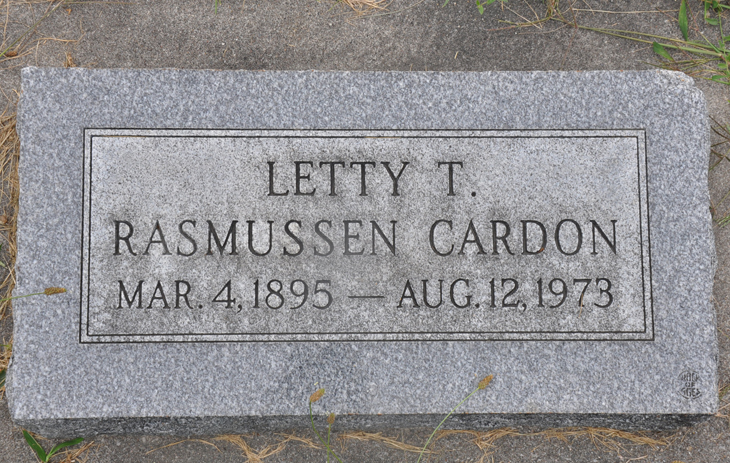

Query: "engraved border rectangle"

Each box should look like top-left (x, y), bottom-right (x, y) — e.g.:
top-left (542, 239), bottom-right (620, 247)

top-left (79, 129), bottom-right (653, 343)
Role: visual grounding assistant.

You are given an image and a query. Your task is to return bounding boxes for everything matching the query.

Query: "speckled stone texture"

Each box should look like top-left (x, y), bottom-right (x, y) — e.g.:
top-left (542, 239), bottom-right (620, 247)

top-left (8, 68), bottom-right (716, 437)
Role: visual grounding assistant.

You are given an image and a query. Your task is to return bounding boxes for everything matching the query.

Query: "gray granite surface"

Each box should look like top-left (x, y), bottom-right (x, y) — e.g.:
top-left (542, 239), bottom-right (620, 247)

top-left (7, 68), bottom-right (716, 436)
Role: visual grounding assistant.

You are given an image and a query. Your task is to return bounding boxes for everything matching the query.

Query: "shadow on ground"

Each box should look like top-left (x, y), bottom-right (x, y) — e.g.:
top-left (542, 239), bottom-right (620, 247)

top-left (0, 0), bottom-right (729, 461)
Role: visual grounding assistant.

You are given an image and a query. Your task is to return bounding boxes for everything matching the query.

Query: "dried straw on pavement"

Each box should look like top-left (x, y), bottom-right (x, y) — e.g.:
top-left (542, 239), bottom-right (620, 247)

top-left (56, 441), bottom-right (96, 463)
top-left (337, 0), bottom-right (390, 15)
top-left (340, 431), bottom-right (435, 454)
top-left (0, 337), bottom-right (10, 397)
top-left (0, 112), bottom-right (18, 320)
top-left (276, 432), bottom-right (322, 449)
top-left (435, 427), bottom-right (671, 456)
top-left (215, 435), bottom-right (288, 463)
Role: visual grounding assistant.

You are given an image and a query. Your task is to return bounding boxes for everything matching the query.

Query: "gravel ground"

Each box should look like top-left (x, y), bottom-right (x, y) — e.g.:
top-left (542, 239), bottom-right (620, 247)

top-left (1, 1), bottom-right (729, 461)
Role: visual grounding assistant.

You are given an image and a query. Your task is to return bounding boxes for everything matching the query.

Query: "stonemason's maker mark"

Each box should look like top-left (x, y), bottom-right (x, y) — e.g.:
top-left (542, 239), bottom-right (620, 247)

top-left (678, 370), bottom-right (702, 400)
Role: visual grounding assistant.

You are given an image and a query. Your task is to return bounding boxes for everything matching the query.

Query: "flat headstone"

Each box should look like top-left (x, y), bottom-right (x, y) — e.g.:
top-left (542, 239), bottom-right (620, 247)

top-left (8, 68), bottom-right (716, 436)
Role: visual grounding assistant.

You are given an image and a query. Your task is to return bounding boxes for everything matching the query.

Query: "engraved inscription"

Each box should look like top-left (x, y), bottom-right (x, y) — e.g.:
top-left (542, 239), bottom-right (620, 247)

top-left (80, 129), bottom-right (653, 343)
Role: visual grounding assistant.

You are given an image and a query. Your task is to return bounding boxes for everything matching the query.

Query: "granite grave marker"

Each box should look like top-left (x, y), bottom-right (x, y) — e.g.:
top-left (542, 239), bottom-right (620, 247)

top-left (7, 68), bottom-right (717, 436)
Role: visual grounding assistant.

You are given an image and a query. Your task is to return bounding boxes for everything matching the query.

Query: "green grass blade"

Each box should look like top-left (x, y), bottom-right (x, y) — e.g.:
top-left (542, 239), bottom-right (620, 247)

top-left (47, 437), bottom-right (84, 459)
top-left (309, 403), bottom-right (343, 463)
top-left (417, 387), bottom-right (482, 463)
top-left (718, 213), bottom-right (730, 226)
top-left (679, 0), bottom-right (689, 40)
top-left (326, 424), bottom-right (331, 463)
top-left (686, 39), bottom-right (711, 47)
top-left (23, 430), bottom-right (47, 462)
top-left (443, 0), bottom-right (449, 5)
top-left (720, 383), bottom-right (730, 399)
top-left (0, 368), bottom-right (5, 388)
top-left (1, 0), bottom-right (68, 59)
top-left (653, 42), bottom-right (673, 60)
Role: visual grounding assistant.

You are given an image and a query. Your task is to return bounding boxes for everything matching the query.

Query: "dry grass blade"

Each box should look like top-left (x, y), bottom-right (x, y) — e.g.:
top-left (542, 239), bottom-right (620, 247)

top-left (0, 111), bottom-right (18, 320)
top-left (145, 438), bottom-right (221, 454)
top-left (214, 435), bottom-right (287, 463)
top-left (63, 50), bottom-right (75, 67)
top-left (436, 427), bottom-right (673, 458)
top-left (276, 432), bottom-right (322, 449)
top-left (0, 337), bottom-right (10, 397)
top-left (594, 428), bottom-right (669, 450)
top-left (0, 0), bottom-right (68, 58)
top-left (471, 428), bottom-right (523, 451)
top-left (434, 429), bottom-right (483, 442)
top-left (710, 117), bottom-right (730, 163)
top-left (55, 441), bottom-right (96, 463)
top-left (541, 427), bottom-right (670, 454)
top-left (339, 431), bottom-right (433, 454)
top-left (708, 118), bottom-right (730, 224)
top-left (336, 0), bottom-right (390, 16)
